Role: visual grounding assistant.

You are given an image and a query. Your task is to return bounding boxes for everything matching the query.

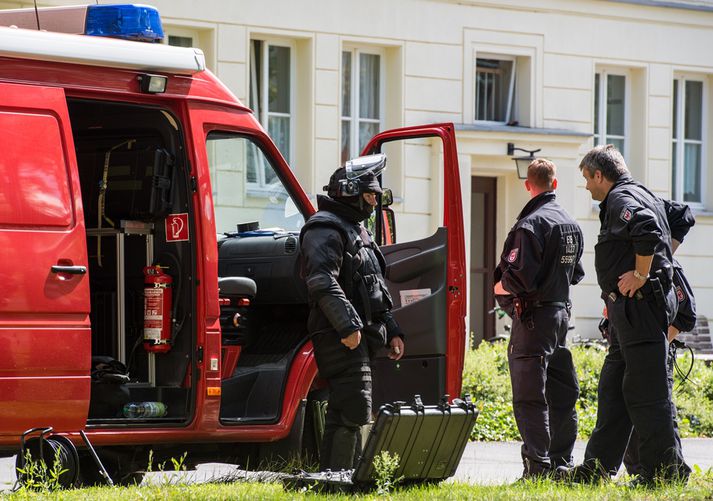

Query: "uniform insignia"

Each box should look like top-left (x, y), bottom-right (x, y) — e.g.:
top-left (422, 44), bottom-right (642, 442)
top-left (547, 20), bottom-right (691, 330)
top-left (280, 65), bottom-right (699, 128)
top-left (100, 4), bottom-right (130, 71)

top-left (676, 285), bottom-right (685, 302)
top-left (507, 248), bottom-right (519, 263)
top-left (565, 234), bottom-right (576, 254)
top-left (620, 207), bottom-right (633, 222)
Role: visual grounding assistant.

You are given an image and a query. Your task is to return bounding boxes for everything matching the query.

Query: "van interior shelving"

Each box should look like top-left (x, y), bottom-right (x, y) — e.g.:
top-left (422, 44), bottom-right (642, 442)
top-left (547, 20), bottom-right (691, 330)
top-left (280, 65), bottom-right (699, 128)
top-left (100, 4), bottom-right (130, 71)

top-left (69, 99), bottom-right (194, 424)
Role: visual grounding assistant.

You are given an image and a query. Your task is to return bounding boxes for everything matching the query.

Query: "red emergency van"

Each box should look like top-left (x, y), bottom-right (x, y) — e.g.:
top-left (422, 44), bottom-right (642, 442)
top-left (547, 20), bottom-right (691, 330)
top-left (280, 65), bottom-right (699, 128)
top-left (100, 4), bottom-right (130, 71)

top-left (0, 4), bottom-right (466, 484)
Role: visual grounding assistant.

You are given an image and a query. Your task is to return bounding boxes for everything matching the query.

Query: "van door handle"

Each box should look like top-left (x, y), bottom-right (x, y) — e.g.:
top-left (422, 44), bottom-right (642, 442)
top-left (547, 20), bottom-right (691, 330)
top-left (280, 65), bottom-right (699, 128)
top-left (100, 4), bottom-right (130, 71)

top-left (51, 265), bottom-right (87, 275)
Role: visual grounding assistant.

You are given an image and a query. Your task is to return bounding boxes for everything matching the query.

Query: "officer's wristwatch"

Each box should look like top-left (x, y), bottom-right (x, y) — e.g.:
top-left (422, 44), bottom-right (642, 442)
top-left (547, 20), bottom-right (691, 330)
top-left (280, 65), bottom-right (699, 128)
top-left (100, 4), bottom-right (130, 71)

top-left (633, 270), bottom-right (647, 282)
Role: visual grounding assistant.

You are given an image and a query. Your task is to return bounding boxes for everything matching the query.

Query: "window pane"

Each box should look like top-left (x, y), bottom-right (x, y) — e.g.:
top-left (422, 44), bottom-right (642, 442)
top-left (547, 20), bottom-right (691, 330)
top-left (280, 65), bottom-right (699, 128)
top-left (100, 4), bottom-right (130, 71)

top-left (249, 40), bottom-right (262, 116)
top-left (359, 53), bottom-right (380, 120)
top-left (684, 142), bottom-right (701, 202)
top-left (672, 140), bottom-right (678, 199)
top-left (594, 73), bottom-right (600, 137)
top-left (342, 51), bottom-right (352, 117)
top-left (475, 70), bottom-right (487, 121)
top-left (475, 59), bottom-right (513, 121)
top-left (341, 120), bottom-right (351, 166)
top-left (358, 121), bottom-right (379, 153)
top-left (606, 74), bottom-right (625, 136)
top-left (685, 80), bottom-right (702, 141)
top-left (268, 115), bottom-right (290, 162)
top-left (168, 35), bottom-right (193, 48)
top-left (268, 45), bottom-right (290, 114)
top-left (672, 79), bottom-right (679, 139)
top-left (206, 133), bottom-right (305, 233)
top-left (608, 137), bottom-right (625, 156)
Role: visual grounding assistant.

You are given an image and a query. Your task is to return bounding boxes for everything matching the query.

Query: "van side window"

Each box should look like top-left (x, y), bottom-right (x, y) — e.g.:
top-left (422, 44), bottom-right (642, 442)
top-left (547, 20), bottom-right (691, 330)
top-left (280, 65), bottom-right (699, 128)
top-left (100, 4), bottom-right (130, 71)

top-left (206, 133), bottom-right (304, 234)
top-left (0, 111), bottom-right (72, 227)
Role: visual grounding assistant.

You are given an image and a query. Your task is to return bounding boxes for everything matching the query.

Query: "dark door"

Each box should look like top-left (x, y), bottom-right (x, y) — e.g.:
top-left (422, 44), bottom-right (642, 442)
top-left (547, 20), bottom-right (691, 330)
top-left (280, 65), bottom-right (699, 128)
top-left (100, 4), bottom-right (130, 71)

top-left (470, 177), bottom-right (497, 346)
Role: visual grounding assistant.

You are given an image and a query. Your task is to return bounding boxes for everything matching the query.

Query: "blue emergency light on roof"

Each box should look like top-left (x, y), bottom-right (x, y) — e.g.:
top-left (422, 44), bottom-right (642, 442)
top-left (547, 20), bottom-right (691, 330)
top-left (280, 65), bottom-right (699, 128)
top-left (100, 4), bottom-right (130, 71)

top-left (84, 4), bottom-right (164, 43)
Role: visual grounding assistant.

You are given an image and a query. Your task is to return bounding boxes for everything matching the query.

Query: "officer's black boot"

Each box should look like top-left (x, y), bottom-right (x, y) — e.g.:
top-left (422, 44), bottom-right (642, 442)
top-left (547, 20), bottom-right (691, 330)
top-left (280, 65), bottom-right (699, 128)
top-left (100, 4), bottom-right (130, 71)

top-left (553, 460), bottom-right (609, 484)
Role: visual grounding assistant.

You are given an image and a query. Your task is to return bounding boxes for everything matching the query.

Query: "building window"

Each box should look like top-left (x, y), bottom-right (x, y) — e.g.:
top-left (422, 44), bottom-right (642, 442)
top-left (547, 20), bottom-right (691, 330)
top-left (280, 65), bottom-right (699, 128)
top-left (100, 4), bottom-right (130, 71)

top-left (168, 35), bottom-right (193, 48)
top-left (475, 57), bottom-right (515, 123)
top-left (672, 78), bottom-right (704, 203)
top-left (250, 39), bottom-right (293, 186)
top-left (341, 48), bottom-right (384, 165)
top-left (594, 71), bottom-right (627, 156)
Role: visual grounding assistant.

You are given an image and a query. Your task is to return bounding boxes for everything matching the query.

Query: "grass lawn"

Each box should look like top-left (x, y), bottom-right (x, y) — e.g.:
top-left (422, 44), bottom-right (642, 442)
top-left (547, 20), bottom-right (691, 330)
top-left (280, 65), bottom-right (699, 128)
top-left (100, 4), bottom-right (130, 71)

top-left (4, 469), bottom-right (713, 500)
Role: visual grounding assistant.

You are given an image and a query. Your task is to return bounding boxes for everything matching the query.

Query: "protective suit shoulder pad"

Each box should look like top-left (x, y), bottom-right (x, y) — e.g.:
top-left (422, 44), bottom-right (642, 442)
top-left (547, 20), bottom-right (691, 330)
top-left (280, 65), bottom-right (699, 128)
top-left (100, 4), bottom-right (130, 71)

top-left (300, 211), bottom-right (361, 254)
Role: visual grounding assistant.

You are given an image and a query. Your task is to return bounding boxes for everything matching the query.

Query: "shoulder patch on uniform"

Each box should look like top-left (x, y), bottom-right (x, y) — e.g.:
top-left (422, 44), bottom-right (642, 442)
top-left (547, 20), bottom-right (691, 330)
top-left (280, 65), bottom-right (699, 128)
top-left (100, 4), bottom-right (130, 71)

top-left (620, 206), bottom-right (633, 223)
top-left (507, 248), bottom-right (519, 263)
top-left (676, 285), bottom-right (686, 303)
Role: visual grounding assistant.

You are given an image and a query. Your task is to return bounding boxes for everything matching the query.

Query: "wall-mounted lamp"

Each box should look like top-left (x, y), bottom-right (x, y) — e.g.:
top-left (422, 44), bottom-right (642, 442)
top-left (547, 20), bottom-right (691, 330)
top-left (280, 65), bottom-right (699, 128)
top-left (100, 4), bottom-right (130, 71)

top-left (507, 143), bottom-right (541, 179)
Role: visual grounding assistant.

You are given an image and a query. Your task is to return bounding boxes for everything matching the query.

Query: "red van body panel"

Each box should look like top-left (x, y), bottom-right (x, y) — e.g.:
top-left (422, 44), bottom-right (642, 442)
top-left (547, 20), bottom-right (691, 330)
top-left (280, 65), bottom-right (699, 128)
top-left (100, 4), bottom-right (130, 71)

top-left (0, 83), bottom-right (91, 435)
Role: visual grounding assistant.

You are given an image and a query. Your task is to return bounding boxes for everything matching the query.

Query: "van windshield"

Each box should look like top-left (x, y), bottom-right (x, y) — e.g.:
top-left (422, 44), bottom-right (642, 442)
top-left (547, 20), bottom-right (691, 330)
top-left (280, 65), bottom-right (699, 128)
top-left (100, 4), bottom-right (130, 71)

top-left (206, 133), bottom-right (305, 234)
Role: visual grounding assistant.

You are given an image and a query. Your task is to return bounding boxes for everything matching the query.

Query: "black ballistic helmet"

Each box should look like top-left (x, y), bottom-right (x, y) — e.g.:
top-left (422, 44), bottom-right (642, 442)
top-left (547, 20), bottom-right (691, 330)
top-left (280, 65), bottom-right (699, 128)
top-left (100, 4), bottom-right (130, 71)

top-left (324, 153), bottom-right (386, 198)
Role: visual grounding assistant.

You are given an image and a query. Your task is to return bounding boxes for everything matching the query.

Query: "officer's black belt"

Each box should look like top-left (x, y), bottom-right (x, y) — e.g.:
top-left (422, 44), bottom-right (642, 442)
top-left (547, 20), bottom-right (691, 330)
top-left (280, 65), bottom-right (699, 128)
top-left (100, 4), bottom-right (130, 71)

top-left (523, 300), bottom-right (569, 309)
top-left (604, 290), bottom-right (643, 302)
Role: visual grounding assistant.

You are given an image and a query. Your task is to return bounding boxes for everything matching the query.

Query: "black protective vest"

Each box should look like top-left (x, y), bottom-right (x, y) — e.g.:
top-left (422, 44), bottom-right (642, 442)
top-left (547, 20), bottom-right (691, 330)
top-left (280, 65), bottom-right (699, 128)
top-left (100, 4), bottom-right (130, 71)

top-left (301, 210), bottom-right (393, 324)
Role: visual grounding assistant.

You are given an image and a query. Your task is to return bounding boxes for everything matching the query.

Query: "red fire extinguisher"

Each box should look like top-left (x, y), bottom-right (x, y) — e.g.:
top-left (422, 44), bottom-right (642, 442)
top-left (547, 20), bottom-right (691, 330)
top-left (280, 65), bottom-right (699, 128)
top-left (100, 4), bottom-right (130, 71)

top-left (143, 265), bottom-right (172, 353)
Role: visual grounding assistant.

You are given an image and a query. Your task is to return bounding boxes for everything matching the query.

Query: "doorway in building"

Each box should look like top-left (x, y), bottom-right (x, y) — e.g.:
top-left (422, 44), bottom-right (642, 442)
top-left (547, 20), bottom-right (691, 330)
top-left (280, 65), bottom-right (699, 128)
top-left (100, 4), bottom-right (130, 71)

top-left (470, 177), bottom-right (497, 346)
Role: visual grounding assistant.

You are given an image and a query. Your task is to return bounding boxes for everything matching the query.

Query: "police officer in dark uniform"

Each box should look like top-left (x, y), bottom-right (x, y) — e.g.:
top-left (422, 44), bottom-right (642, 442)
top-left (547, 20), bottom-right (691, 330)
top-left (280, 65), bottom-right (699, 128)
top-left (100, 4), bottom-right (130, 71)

top-left (494, 158), bottom-right (584, 478)
top-left (569, 144), bottom-right (690, 485)
top-left (623, 200), bottom-right (696, 476)
top-left (299, 154), bottom-right (405, 471)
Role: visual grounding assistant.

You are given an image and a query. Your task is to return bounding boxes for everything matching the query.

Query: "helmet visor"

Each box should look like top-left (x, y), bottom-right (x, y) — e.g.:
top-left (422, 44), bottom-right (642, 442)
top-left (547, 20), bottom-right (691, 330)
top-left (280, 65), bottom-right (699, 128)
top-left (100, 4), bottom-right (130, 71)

top-left (345, 153), bottom-right (387, 180)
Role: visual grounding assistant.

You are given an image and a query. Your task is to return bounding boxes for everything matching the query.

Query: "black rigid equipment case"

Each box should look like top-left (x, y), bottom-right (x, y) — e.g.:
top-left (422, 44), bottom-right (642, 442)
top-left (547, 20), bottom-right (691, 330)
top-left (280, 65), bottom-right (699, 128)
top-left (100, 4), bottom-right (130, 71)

top-left (283, 394), bottom-right (478, 492)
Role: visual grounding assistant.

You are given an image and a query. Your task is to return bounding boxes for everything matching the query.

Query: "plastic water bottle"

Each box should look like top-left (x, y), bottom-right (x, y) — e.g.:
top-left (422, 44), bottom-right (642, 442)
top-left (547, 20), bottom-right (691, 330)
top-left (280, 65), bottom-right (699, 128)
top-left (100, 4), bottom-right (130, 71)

top-left (123, 401), bottom-right (167, 418)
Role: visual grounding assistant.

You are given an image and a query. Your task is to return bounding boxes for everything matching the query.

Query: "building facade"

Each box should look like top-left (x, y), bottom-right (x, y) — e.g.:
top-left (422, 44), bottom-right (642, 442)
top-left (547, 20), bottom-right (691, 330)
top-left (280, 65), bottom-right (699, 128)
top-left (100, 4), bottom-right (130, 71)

top-left (4, 0), bottom-right (713, 343)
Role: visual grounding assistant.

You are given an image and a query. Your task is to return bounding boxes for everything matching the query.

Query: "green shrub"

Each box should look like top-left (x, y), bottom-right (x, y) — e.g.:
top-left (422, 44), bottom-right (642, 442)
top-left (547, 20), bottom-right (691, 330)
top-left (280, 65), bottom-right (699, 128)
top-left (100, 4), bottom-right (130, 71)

top-left (462, 340), bottom-right (713, 441)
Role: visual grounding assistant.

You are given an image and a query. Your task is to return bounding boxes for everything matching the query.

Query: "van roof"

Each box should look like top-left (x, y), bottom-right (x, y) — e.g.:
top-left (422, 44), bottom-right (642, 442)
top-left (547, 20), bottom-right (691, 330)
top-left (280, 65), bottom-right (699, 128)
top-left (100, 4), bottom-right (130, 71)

top-left (0, 25), bottom-right (205, 74)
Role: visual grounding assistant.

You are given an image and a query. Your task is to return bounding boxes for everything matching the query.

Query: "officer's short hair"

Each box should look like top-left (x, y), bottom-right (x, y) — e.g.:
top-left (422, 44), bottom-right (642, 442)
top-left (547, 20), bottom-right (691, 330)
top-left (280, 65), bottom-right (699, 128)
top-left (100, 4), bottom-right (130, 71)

top-left (527, 158), bottom-right (556, 190)
top-left (579, 144), bottom-right (629, 181)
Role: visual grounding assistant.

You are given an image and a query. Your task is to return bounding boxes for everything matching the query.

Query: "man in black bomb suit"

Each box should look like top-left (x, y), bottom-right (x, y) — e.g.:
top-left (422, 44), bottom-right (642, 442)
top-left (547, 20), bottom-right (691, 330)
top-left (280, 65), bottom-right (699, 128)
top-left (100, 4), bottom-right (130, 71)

top-left (299, 154), bottom-right (404, 471)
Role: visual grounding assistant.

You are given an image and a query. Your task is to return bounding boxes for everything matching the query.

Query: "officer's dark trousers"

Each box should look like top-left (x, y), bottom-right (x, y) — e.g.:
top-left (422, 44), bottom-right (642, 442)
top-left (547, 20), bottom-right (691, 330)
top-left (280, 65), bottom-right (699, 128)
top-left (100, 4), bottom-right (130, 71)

top-left (508, 307), bottom-right (579, 474)
top-left (623, 342), bottom-right (682, 476)
top-left (583, 291), bottom-right (690, 481)
top-left (312, 331), bottom-right (372, 471)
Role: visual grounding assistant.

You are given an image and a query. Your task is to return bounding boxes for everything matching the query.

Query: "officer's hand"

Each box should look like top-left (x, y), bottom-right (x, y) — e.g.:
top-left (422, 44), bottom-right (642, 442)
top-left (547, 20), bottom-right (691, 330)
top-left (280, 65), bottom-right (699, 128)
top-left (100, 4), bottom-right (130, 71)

top-left (617, 270), bottom-right (645, 297)
top-left (602, 306), bottom-right (608, 319)
top-left (667, 325), bottom-right (680, 343)
top-left (388, 337), bottom-right (404, 360)
top-left (341, 330), bottom-right (361, 350)
top-left (493, 281), bottom-right (510, 296)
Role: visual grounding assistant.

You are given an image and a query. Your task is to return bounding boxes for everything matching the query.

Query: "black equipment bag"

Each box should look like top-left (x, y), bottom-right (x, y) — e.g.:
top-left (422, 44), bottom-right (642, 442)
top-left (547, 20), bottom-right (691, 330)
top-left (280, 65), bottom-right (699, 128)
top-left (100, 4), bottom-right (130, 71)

top-left (283, 394), bottom-right (478, 492)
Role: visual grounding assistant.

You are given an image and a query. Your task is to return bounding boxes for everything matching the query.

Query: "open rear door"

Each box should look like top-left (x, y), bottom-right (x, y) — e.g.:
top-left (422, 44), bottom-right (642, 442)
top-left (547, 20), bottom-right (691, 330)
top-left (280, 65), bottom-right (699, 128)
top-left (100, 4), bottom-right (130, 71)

top-left (0, 83), bottom-right (91, 435)
top-left (361, 123), bottom-right (466, 406)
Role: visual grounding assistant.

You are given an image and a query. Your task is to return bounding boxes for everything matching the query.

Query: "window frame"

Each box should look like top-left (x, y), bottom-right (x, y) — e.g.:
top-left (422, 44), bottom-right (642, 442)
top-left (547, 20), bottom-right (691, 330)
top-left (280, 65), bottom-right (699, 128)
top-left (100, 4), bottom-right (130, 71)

top-left (672, 73), bottom-right (707, 207)
top-left (473, 54), bottom-right (517, 124)
top-left (249, 37), bottom-right (296, 192)
top-left (340, 46), bottom-right (386, 164)
top-left (594, 68), bottom-right (630, 159)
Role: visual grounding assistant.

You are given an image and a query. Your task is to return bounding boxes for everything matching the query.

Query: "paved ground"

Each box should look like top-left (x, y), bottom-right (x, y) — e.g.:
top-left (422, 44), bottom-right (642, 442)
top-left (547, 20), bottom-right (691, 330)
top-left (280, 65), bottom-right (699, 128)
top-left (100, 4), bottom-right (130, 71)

top-left (1, 439), bottom-right (710, 489)
top-left (453, 438), bottom-right (713, 484)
